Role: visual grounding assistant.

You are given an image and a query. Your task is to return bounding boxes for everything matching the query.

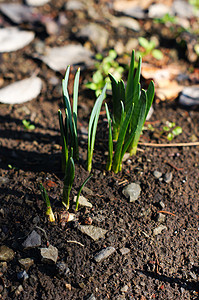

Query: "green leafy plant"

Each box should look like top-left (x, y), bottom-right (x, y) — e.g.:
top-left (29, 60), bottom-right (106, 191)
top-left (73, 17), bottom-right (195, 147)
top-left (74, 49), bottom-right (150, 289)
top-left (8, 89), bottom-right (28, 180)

top-left (137, 37), bottom-right (163, 60)
top-left (105, 50), bottom-right (155, 173)
top-left (161, 121), bottom-right (182, 141)
top-left (154, 13), bottom-right (177, 25)
top-left (22, 119), bottom-right (35, 130)
top-left (85, 49), bottom-right (124, 96)
top-left (39, 183), bottom-right (55, 222)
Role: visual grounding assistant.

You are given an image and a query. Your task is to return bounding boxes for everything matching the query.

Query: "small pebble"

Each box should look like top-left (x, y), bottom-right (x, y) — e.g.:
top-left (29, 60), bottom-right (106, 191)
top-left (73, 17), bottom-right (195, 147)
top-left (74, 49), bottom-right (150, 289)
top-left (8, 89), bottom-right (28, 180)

top-left (22, 230), bottom-right (41, 249)
top-left (157, 213), bottom-right (166, 223)
top-left (17, 270), bottom-right (29, 281)
top-left (40, 244), bottom-right (58, 264)
top-left (163, 172), bottom-right (173, 183)
top-left (153, 170), bottom-right (162, 179)
top-left (119, 248), bottom-right (130, 255)
top-left (121, 284), bottom-right (128, 292)
top-left (153, 225), bottom-right (167, 236)
top-left (94, 247), bottom-right (116, 263)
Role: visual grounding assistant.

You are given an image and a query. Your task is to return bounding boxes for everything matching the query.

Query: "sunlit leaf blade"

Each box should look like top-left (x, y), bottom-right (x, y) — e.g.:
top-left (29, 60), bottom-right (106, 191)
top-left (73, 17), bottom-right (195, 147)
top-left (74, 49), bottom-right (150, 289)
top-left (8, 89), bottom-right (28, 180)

top-left (75, 174), bottom-right (93, 211)
top-left (129, 89), bottom-right (147, 155)
top-left (112, 105), bottom-right (133, 173)
top-left (105, 103), bottom-right (113, 171)
top-left (145, 80), bottom-right (155, 120)
top-left (87, 84), bottom-right (107, 172)
top-left (58, 109), bottom-right (68, 172)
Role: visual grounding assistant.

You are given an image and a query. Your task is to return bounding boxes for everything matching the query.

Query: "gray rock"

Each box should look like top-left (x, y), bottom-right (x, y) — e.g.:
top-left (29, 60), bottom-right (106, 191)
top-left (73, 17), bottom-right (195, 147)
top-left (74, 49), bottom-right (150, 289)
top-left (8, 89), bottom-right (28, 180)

top-left (22, 230), bottom-right (41, 249)
top-left (123, 6), bottom-right (146, 19)
top-left (111, 16), bottom-right (140, 32)
top-left (148, 4), bottom-right (171, 18)
top-left (40, 245), bottom-right (58, 264)
top-left (17, 270), bottom-right (29, 281)
top-left (119, 247), bottom-right (130, 255)
top-left (0, 3), bottom-right (34, 24)
top-left (179, 86), bottom-right (199, 109)
top-left (153, 225), bottom-right (167, 236)
top-left (77, 23), bottom-right (109, 51)
top-left (153, 170), bottom-right (162, 179)
top-left (56, 261), bottom-right (70, 277)
top-left (172, 0), bottom-right (195, 18)
top-left (94, 247), bottom-right (116, 263)
top-left (164, 172), bottom-right (173, 183)
top-left (0, 245), bottom-right (15, 262)
top-left (121, 284), bottom-right (128, 292)
top-left (40, 44), bottom-right (94, 71)
top-left (122, 183), bottom-right (141, 202)
top-left (18, 258), bottom-right (34, 270)
top-left (79, 225), bottom-right (107, 241)
top-left (157, 213), bottom-right (166, 223)
top-left (65, 0), bottom-right (86, 10)
top-left (159, 200), bottom-right (165, 209)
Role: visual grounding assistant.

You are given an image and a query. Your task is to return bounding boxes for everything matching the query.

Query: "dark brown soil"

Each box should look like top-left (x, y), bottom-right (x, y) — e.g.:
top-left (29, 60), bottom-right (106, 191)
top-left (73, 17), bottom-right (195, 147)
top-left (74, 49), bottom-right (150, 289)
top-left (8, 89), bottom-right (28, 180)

top-left (0, 1), bottom-right (199, 299)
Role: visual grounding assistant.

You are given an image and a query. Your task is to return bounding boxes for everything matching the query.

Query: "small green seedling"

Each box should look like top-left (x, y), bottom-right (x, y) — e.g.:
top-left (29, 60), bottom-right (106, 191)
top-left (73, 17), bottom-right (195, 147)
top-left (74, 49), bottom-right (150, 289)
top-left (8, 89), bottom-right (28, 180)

top-left (106, 50), bottom-right (155, 173)
top-left (137, 37), bottom-right (163, 60)
top-left (161, 121), bottom-right (182, 141)
top-left (75, 174), bottom-right (93, 211)
top-left (22, 120), bottom-right (35, 130)
top-left (39, 183), bottom-right (55, 222)
top-left (85, 49), bottom-right (124, 96)
top-left (154, 13), bottom-right (177, 25)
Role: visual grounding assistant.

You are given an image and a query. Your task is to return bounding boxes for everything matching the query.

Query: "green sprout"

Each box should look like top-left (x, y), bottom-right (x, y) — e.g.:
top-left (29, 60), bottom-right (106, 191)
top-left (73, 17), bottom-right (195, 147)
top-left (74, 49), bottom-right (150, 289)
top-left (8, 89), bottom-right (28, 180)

top-left (39, 183), bottom-right (55, 222)
top-left (22, 120), bottom-right (35, 130)
top-left (154, 13), bottom-right (177, 25)
top-left (105, 50), bottom-right (155, 173)
top-left (161, 121), bottom-right (182, 141)
top-left (137, 37), bottom-right (163, 60)
top-left (75, 174), bottom-right (93, 211)
top-left (87, 84), bottom-right (107, 172)
top-left (85, 49), bottom-right (124, 96)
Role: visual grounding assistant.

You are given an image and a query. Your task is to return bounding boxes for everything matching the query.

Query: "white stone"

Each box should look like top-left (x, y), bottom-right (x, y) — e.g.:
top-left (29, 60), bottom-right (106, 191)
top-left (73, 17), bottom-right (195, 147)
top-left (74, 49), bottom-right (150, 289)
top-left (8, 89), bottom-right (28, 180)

top-left (40, 45), bottom-right (93, 71)
top-left (79, 225), bottom-right (107, 241)
top-left (122, 183), bottom-right (141, 202)
top-left (0, 77), bottom-right (42, 104)
top-left (26, 0), bottom-right (51, 6)
top-left (0, 27), bottom-right (34, 52)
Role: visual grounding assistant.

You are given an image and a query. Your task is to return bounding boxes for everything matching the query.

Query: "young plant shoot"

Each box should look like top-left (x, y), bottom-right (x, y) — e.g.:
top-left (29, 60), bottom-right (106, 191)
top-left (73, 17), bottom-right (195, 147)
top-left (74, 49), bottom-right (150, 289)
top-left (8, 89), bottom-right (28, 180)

top-left (39, 183), bottom-right (55, 222)
top-left (106, 50), bottom-right (155, 173)
top-left (87, 84), bottom-right (107, 172)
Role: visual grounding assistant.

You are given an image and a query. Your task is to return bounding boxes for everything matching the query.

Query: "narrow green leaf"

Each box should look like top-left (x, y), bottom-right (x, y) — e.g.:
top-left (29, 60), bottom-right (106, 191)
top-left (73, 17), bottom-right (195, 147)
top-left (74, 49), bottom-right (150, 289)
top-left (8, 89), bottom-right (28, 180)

top-left (87, 84), bottom-right (107, 172)
top-left (129, 89), bottom-right (147, 155)
top-left (58, 110), bottom-right (68, 172)
top-left (112, 105), bottom-right (133, 173)
top-left (72, 68), bottom-right (80, 160)
top-left (105, 103), bottom-right (113, 171)
top-left (62, 155), bottom-right (75, 210)
top-left (145, 80), bottom-right (155, 120)
top-left (75, 174), bottom-right (93, 211)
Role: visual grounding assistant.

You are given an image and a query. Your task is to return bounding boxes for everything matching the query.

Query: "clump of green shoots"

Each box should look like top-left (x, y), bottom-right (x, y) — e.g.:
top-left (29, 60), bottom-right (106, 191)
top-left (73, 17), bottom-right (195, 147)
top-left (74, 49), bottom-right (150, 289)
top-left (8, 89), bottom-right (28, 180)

top-left (58, 66), bottom-right (106, 209)
top-left (161, 121), bottom-right (182, 141)
top-left (85, 49), bottom-right (124, 96)
top-left (22, 119), bottom-right (35, 130)
top-left (137, 37), bottom-right (163, 61)
top-left (105, 50), bottom-right (155, 173)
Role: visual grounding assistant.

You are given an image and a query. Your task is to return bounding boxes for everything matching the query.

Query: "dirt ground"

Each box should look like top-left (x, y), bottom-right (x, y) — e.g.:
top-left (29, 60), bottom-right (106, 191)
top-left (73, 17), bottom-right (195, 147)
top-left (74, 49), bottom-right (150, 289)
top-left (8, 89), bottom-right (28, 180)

top-left (0, 0), bottom-right (198, 299)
